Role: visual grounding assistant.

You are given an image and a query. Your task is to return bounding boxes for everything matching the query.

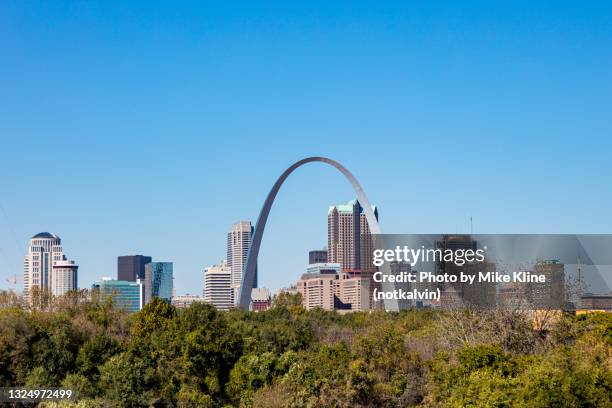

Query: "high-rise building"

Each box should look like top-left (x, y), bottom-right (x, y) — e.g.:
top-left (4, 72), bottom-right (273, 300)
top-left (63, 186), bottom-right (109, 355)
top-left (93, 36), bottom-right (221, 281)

top-left (23, 232), bottom-right (78, 298)
top-left (435, 235), bottom-right (496, 308)
top-left (327, 200), bottom-right (378, 311)
top-left (117, 255), bottom-right (152, 282)
top-left (328, 200), bottom-right (378, 272)
top-left (52, 260), bottom-right (78, 297)
top-left (203, 261), bottom-right (233, 310)
top-left (528, 260), bottom-right (565, 309)
top-left (91, 277), bottom-right (144, 313)
top-left (227, 221), bottom-right (255, 304)
top-left (308, 249), bottom-right (328, 264)
top-left (144, 262), bottom-right (173, 305)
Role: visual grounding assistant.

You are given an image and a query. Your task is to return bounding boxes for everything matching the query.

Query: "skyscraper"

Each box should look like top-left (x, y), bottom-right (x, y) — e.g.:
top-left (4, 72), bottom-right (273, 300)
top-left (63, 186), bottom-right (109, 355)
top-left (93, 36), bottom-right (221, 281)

top-left (434, 235), bottom-right (497, 308)
top-left (227, 221), bottom-right (256, 303)
top-left (327, 200), bottom-right (378, 272)
top-left (528, 260), bottom-right (566, 309)
top-left (23, 232), bottom-right (78, 298)
top-left (117, 255), bottom-right (152, 281)
top-left (144, 262), bottom-right (173, 305)
top-left (203, 261), bottom-right (233, 310)
top-left (327, 200), bottom-right (379, 310)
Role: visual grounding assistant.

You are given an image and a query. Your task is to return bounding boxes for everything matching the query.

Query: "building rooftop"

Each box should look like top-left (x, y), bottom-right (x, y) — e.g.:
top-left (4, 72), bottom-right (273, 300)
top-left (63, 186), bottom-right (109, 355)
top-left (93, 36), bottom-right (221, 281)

top-left (328, 199), bottom-right (377, 215)
top-left (32, 232), bottom-right (59, 239)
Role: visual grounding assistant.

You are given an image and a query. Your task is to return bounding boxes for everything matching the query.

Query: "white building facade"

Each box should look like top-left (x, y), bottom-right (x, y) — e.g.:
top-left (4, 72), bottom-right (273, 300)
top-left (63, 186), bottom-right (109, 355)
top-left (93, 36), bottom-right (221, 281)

top-left (24, 232), bottom-right (78, 298)
top-left (52, 260), bottom-right (78, 296)
top-left (203, 261), bottom-right (233, 310)
top-left (227, 221), bottom-right (255, 304)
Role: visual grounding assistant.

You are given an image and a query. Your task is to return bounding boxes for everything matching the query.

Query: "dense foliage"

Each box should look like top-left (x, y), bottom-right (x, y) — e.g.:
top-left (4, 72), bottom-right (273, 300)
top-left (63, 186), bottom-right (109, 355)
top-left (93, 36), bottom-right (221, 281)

top-left (0, 291), bottom-right (610, 407)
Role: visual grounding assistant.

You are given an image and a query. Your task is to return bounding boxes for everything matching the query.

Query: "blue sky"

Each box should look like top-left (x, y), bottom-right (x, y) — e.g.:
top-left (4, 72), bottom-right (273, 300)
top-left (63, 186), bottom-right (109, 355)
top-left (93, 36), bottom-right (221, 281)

top-left (1, 1), bottom-right (611, 294)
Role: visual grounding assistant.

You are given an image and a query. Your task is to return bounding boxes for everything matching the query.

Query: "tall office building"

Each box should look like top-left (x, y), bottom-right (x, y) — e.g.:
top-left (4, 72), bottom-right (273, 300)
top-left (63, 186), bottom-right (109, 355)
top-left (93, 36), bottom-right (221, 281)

top-left (203, 261), bottom-right (233, 311)
top-left (327, 201), bottom-right (378, 310)
top-left (435, 234), bottom-right (497, 308)
top-left (23, 232), bottom-right (78, 298)
top-left (227, 221), bottom-right (256, 303)
top-left (528, 260), bottom-right (565, 309)
top-left (144, 262), bottom-right (173, 305)
top-left (117, 255), bottom-right (152, 281)
top-left (91, 277), bottom-right (144, 313)
top-left (328, 200), bottom-right (378, 272)
top-left (52, 260), bottom-right (78, 297)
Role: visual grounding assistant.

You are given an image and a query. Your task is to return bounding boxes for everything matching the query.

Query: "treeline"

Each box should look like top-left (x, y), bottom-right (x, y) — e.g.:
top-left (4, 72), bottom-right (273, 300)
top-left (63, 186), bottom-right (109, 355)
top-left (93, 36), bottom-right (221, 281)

top-left (0, 290), bottom-right (610, 407)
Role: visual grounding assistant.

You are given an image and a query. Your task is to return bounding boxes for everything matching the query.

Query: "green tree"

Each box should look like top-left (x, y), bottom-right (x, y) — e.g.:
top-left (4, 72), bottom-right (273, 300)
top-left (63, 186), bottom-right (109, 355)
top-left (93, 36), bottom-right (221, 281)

top-left (98, 352), bottom-right (156, 407)
top-left (133, 298), bottom-right (177, 339)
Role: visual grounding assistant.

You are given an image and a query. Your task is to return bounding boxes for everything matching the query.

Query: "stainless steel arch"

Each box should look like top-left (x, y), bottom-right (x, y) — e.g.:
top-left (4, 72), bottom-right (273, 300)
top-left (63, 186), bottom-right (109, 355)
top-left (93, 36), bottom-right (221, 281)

top-left (238, 157), bottom-right (398, 311)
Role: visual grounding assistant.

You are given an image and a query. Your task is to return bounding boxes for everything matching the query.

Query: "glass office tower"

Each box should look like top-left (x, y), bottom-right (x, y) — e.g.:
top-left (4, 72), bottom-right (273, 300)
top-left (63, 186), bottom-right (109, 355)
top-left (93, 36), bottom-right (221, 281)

top-left (92, 278), bottom-right (144, 313)
top-left (144, 262), bottom-right (173, 305)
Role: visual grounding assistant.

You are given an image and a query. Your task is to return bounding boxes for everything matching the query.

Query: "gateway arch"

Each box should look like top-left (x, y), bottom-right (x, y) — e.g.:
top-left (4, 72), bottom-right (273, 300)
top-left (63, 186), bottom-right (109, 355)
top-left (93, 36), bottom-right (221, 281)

top-left (237, 156), bottom-right (398, 311)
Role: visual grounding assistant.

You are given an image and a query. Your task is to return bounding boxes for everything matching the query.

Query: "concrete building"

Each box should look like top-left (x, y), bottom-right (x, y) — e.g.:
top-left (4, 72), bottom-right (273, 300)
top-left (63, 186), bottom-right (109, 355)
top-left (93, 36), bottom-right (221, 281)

top-left (328, 200), bottom-right (378, 272)
top-left (338, 272), bottom-right (371, 311)
top-left (117, 255), bottom-right (151, 281)
top-left (308, 249), bottom-right (328, 264)
top-left (23, 232), bottom-right (78, 299)
top-left (579, 293), bottom-right (612, 311)
top-left (227, 221), bottom-right (255, 304)
top-left (528, 260), bottom-right (565, 309)
top-left (172, 294), bottom-right (204, 309)
top-left (297, 262), bottom-right (378, 312)
top-left (297, 271), bottom-right (339, 311)
top-left (144, 262), bottom-right (173, 305)
top-left (52, 260), bottom-right (78, 297)
top-left (203, 261), bottom-right (233, 310)
top-left (251, 287), bottom-right (271, 311)
top-left (92, 277), bottom-right (144, 313)
top-left (434, 235), bottom-right (497, 308)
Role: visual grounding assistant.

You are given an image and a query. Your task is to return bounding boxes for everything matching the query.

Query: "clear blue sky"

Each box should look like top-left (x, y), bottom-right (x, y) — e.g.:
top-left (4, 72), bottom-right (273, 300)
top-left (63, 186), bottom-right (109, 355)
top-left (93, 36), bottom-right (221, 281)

top-left (1, 1), bottom-right (611, 294)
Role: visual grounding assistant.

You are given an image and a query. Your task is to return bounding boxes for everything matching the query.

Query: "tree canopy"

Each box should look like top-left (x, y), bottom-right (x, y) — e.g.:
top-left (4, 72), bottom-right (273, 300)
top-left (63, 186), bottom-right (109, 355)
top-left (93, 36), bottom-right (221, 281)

top-left (0, 291), bottom-right (610, 407)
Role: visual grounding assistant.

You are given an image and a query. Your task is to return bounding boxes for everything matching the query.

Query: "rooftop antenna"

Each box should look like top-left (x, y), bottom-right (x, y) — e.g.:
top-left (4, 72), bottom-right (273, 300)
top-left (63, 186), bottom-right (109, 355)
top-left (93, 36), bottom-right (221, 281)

top-left (470, 216), bottom-right (473, 235)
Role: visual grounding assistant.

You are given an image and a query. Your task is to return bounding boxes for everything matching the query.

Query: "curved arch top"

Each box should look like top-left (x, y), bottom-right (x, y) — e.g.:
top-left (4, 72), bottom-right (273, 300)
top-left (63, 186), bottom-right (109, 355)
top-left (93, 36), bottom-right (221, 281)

top-left (238, 157), bottom-right (398, 311)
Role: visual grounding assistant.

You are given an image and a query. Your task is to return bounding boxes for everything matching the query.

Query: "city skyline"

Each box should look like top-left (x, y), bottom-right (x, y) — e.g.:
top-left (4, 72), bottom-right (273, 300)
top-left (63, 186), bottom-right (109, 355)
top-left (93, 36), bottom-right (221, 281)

top-left (2, 2), bottom-right (612, 295)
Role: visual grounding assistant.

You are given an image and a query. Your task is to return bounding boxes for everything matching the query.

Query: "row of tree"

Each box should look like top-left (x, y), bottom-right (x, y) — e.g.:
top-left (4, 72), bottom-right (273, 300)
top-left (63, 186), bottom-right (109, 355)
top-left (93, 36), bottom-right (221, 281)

top-left (0, 290), bottom-right (610, 407)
